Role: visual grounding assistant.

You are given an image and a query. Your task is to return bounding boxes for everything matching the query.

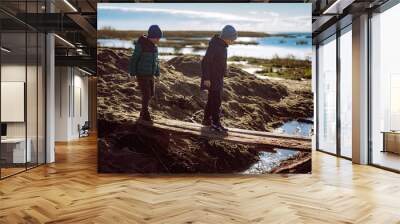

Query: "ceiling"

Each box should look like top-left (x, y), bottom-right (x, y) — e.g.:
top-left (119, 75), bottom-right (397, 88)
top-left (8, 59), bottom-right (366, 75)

top-left (0, 0), bottom-right (97, 74)
top-left (2, 0), bottom-right (393, 73)
top-left (98, 0), bottom-right (311, 2)
top-left (311, 0), bottom-right (389, 42)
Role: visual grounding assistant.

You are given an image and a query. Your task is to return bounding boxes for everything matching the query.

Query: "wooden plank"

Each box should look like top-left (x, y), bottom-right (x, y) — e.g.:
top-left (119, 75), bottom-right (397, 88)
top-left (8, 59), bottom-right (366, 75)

top-left (137, 118), bottom-right (311, 152)
top-left (154, 118), bottom-right (311, 141)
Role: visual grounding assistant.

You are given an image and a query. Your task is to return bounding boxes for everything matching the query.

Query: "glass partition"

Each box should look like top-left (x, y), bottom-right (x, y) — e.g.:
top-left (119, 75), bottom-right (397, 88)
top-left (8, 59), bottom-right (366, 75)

top-left (1, 30), bottom-right (28, 177)
top-left (26, 0), bottom-right (46, 169)
top-left (0, 1), bottom-right (46, 179)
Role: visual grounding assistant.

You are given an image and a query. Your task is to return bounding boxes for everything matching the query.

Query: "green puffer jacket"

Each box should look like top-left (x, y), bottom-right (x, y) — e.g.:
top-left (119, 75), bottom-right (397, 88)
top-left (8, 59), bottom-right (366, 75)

top-left (128, 35), bottom-right (160, 77)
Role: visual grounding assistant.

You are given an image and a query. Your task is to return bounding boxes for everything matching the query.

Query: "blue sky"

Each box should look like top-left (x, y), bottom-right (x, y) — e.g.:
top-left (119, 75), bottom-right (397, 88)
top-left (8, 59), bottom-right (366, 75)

top-left (98, 3), bottom-right (311, 33)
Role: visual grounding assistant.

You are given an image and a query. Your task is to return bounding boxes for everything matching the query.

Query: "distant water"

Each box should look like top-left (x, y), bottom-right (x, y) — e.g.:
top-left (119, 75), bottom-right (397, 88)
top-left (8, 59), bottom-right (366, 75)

top-left (243, 119), bottom-right (313, 174)
top-left (258, 34), bottom-right (311, 49)
top-left (97, 34), bottom-right (311, 60)
top-left (98, 39), bottom-right (133, 49)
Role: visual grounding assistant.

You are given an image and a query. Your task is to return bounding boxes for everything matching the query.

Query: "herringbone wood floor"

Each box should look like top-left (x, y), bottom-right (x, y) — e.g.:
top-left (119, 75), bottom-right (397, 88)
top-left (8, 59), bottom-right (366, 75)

top-left (1, 135), bottom-right (400, 224)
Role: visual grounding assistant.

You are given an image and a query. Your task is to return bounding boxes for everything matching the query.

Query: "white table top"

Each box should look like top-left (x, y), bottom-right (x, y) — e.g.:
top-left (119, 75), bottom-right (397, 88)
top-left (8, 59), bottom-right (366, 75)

top-left (1, 138), bottom-right (29, 143)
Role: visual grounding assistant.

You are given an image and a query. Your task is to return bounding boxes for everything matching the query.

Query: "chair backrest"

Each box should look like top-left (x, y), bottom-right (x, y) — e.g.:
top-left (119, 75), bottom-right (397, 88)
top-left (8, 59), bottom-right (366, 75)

top-left (82, 121), bottom-right (90, 129)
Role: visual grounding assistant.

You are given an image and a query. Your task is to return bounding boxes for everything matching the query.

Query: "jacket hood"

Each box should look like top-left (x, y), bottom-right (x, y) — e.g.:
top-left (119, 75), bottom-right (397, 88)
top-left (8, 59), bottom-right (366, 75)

top-left (137, 35), bottom-right (156, 52)
top-left (209, 35), bottom-right (228, 48)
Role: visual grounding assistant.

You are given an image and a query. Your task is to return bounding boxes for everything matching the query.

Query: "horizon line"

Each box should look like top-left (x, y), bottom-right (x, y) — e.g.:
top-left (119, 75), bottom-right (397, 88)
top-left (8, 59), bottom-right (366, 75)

top-left (98, 28), bottom-right (310, 34)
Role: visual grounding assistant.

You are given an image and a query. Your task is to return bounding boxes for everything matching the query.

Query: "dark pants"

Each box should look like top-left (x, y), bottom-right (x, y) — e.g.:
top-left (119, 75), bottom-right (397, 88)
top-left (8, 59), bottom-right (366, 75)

top-left (137, 76), bottom-right (155, 116)
top-left (204, 89), bottom-right (222, 123)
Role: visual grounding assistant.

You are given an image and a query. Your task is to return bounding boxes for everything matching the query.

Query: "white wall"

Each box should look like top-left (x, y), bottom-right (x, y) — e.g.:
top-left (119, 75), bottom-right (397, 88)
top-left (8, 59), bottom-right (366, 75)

top-left (1, 63), bottom-right (46, 164)
top-left (72, 73), bottom-right (89, 138)
top-left (54, 67), bottom-right (89, 141)
top-left (55, 66), bottom-right (70, 141)
top-left (1, 65), bottom-right (26, 140)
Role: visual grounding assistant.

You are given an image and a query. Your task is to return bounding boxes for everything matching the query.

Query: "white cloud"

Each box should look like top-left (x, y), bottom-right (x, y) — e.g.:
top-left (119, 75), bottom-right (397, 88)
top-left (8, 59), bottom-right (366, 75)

top-left (98, 5), bottom-right (311, 33)
top-left (98, 5), bottom-right (266, 22)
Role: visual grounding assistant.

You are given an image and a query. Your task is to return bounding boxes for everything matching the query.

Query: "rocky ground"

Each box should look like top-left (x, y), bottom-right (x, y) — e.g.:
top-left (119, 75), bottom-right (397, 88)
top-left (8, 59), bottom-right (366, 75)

top-left (97, 48), bottom-right (313, 174)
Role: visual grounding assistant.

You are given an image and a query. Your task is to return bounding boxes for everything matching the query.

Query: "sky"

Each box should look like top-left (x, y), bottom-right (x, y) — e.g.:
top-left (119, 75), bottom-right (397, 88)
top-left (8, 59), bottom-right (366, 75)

top-left (97, 3), bottom-right (311, 33)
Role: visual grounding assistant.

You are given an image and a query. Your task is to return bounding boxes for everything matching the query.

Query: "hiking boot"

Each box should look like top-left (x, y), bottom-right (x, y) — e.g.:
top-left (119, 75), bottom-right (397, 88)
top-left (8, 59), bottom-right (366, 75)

top-left (139, 111), bottom-right (153, 123)
top-left (211, 122), bottom-right (228, 132)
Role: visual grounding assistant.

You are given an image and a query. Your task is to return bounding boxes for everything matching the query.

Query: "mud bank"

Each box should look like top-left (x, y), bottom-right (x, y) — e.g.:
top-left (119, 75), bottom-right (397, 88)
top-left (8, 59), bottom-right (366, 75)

top-left (98, 118), bottom-right (311, 174)
top-left (97, 48), bottom-right (312, 173)
top-left (98, 119), bottom-right (261, 173)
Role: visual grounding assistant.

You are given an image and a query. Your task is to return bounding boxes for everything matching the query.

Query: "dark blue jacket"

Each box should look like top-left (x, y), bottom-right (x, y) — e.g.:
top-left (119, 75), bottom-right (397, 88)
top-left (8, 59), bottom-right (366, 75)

top-left (128, 35), bottom-right (160, 77)
top-left (201, 35), bottom-right (228, 91)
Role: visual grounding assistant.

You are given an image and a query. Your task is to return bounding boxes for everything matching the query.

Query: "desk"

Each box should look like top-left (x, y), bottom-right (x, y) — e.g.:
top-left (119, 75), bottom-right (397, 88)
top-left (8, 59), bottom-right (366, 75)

top-left (382, 131), bottom-right (400, 154)
top-left (1, 138), bottom-right (31, 163)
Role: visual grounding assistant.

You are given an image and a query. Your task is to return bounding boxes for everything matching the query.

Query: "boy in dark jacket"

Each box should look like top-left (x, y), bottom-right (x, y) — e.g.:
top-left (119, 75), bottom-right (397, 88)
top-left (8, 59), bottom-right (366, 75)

top-left (201, 25), bottom-right (237, 132)
top-left (128, 25), bottom-right (162, 122)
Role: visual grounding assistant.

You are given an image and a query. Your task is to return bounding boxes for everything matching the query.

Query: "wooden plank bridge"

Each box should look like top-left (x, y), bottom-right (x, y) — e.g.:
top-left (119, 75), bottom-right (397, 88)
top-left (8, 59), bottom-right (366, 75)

top-left (137, 118), bottom-right (311, 152)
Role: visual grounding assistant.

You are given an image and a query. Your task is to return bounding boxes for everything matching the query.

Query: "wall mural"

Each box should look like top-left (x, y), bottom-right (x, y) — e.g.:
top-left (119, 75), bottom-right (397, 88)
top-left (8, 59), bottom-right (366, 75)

top-left (97, 3), bottom-right (313, 174)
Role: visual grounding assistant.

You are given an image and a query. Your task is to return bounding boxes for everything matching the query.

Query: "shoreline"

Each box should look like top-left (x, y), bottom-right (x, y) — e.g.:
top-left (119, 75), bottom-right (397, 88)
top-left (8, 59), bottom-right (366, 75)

top-left (98, 29), bottom-right (271, 40)
top-left (97, 46), bottom-right (312, 61)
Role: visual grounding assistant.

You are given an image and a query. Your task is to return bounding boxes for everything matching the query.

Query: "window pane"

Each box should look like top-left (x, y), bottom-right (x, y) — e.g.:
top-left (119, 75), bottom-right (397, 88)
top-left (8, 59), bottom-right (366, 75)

top-left (317, 36), bottom-right (337, 154)
top-left (340, 28), bottom-right (352, 158)
top-left (371, 4), bottom-right (400, 171)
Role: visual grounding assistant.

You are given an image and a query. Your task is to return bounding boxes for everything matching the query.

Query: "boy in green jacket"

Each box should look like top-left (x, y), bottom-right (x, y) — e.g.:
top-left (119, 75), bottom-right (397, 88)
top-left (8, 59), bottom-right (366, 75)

top-left (128, 25), bottom-right (162, 122)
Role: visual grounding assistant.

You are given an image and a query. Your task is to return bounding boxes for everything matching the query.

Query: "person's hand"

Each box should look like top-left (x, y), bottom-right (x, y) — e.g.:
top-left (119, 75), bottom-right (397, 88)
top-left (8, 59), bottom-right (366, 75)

top-left (203, 80), bottom-right (211, 88)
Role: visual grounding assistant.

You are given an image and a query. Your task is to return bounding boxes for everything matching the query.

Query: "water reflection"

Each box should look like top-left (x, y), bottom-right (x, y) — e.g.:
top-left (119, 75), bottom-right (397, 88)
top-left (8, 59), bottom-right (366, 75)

top-left (243, 119), bottom-right (313, 174)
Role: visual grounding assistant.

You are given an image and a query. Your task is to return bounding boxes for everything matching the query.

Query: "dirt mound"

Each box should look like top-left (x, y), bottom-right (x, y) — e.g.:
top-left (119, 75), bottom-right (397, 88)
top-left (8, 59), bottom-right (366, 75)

top-left (97, 49), bottom-right (311, 131)
top-left (166, 55), bottom-right (203, 77)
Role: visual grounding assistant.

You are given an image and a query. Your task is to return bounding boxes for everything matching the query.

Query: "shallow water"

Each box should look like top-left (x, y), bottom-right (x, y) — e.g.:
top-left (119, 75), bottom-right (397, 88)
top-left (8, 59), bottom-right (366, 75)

top-left (159, 55), bottom-right (176, 61)
top-left (243, 149), bottom-right (301, 174)
top-left (228, 60), bottom-right (263, 75)
top-left (227, 61), bottom-right (285, 81)
top-left (274, 120), bottom-right (313, 136)
top-left (243, 119), bottom-right (313, 174)
top-left (228, 44), bottom-right (310, 60)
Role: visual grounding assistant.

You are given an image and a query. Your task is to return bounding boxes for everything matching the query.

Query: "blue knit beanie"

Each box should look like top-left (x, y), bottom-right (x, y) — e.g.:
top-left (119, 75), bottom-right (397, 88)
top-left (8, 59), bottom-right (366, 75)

top-left (148, 25), bottom-right (162, 39)
top-left (220, 25), bottom-right (237, 41)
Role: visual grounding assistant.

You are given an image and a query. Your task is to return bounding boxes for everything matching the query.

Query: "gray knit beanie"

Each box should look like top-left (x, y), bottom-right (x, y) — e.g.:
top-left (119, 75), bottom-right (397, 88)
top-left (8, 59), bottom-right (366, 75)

top-left (148, 25), bottom-right (163, 39)
top-left (220, 25), bottom-right (237, 41)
